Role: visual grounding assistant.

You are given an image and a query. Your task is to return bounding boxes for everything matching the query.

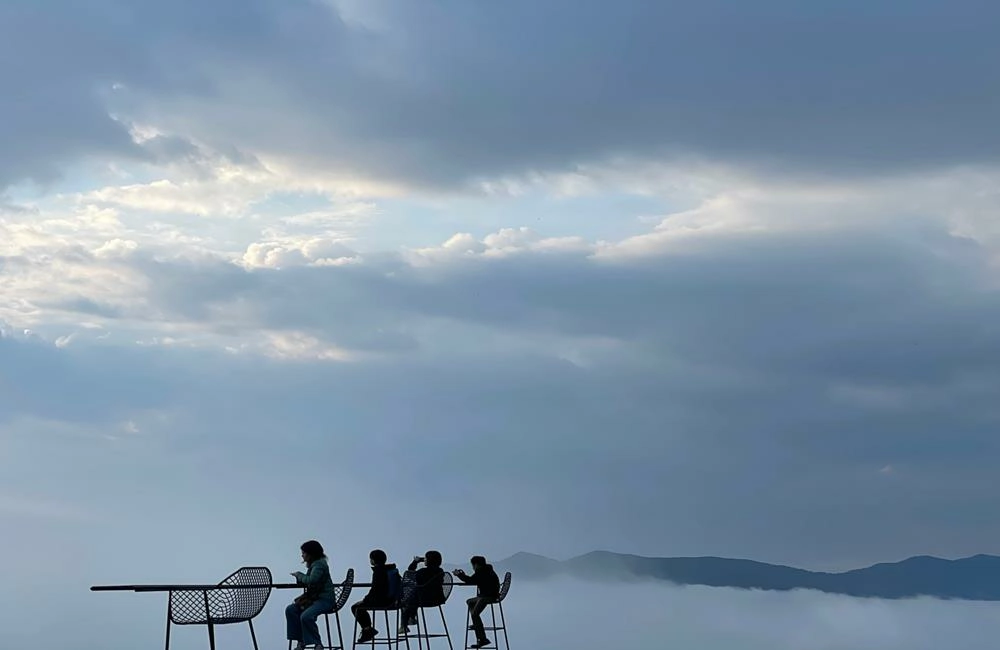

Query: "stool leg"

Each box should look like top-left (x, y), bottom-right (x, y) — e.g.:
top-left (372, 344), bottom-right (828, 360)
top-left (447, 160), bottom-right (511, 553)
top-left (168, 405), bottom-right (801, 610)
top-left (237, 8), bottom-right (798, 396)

top-left (464, 604), bottom-right (471, 650)
top-left (324, 613), bottom-right (333, 649)
top-left (249, 619), bottom-right (260, 650)
top-left (336, 610), bottom-right (345, 650)
top-left (497, 602), bottom-right (509, 650)
top-left (417, 607), bottom-right (424, 650)
top-left (438, 605), bottom-right (453, 650)
top-left (417, 607), bottom-right (427, 650)
top-left (402, 609), bottom-right (413, 650)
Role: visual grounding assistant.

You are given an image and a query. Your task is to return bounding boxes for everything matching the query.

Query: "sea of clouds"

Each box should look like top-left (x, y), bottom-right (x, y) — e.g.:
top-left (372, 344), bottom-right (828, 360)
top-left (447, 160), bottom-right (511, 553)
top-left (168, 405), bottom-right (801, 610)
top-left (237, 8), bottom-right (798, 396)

top-left (11, 576), bottom-right (998, 650)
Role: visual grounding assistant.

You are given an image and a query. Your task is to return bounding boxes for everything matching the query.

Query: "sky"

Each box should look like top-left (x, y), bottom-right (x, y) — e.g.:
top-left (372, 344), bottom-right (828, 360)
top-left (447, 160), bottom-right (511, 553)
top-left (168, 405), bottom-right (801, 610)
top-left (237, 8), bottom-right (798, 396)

top-left (3, 0), bottom-right (1000, 647)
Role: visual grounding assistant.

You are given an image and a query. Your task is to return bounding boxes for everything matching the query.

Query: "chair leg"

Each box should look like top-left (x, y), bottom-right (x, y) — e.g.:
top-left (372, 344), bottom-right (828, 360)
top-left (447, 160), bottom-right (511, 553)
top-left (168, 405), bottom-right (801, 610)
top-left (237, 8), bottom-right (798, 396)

top-left (207, 622), bottom-right (217, 650)
top-left (401, 610), bottom-right (411, 650)
top-left (164, 617), bottom-right (171, 650)
top-left (249, 619), bottom-right (260, 650)
top-left (324, 613), bottom-right (333, 650)
top-left (336, 609), bottom-right (345, 650)
top-left (464, 605), bottom-right (471, 650)
top-left (497, 602), bottom-right (509, 650)
top-left (416, 607), bottom-right (427, 650)
top-left (439, 605), bottom-right (453, 650)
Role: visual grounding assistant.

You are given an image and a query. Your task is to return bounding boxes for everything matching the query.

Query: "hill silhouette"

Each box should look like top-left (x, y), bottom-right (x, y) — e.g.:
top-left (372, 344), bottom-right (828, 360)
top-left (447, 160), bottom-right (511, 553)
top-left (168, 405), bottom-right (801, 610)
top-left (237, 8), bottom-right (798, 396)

top-left (494, 551), bottom-right (1000, 600)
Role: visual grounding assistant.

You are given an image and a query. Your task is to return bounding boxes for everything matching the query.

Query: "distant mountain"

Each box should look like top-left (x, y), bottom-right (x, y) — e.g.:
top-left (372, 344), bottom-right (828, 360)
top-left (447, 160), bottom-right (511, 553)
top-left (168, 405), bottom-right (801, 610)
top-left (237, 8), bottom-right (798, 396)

top-left (493, 551), bottom-right (1000, 601)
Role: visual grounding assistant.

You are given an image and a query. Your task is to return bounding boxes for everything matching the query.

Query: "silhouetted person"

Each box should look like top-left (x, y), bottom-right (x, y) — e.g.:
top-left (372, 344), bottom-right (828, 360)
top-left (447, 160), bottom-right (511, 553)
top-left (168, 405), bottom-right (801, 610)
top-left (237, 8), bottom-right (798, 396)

top-left (285, 540), bottom-right (337, 650)
top-left (453, 555), bottom-right (500, 648)
top-left (397, 550), bottom-right (446, 635)
top-left (352, 549), bottom-right (401, 644)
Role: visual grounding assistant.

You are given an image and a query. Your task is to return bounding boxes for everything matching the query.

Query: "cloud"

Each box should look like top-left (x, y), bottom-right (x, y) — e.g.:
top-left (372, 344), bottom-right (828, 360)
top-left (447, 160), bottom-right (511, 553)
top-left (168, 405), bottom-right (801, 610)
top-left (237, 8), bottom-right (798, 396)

top-left (4, 0), bottom-right (1000, 191)
top-left (486, 579), bottom-right (1000, 650)
top-left (13, 575), bottom-right (1000, 649)
top-left (4, 174), bottom-right (1000, 569)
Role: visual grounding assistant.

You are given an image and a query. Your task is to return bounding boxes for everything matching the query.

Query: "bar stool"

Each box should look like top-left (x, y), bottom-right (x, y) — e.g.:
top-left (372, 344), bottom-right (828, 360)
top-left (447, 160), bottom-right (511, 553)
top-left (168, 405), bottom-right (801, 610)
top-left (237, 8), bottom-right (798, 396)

top-left (288, 569), bottom-right (354, 650)
top-left (463, 572), bottom-right (511, 650)
top-left (352, 603), bottom-right (411, 650)
top-left (408, 572), bottom-right (454, 650)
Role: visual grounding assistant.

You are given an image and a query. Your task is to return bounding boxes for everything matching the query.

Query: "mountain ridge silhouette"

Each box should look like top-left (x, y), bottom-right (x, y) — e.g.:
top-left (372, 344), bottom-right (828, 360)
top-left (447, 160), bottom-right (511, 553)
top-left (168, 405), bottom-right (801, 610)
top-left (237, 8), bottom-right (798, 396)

top-left (493, 551), bottom-right (1000, 600)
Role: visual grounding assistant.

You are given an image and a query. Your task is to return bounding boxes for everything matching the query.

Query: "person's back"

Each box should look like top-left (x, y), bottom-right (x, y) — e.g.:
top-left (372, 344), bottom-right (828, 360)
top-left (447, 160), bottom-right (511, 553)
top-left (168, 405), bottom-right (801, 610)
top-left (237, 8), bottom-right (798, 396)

top-left (470, 561), bottom-right (500, 600)
top-left (415, 566), bottom-right (445, 605)
top-left (368, 562), bottom-right (394, 605)
top-left (413, 552), bottom-right (445, 606)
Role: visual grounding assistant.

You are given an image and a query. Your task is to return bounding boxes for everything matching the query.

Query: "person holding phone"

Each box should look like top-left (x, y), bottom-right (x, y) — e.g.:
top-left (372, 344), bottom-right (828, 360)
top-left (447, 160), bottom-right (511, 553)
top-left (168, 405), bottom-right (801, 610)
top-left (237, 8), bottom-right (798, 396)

top-left (285, 540), bottom-right (337, 650)
top-left (453, 555), bottom-right (500, 649)
top-left (397, 550), bottom-right (446, 635)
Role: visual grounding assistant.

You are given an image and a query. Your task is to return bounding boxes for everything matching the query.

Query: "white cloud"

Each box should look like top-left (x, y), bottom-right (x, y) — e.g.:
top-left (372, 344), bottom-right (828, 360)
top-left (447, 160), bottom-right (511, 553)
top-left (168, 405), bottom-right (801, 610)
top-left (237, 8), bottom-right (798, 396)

top-left (242, 237), bottom-right (359, 269)
top-left (252, 330), bottom-right (358, 362)
top-left (68, 577), bottom-right (1000, 650)
top-left (483, 579), bottom-right (1000, 650)
top-left (407, 227), bottom-right (592, 265)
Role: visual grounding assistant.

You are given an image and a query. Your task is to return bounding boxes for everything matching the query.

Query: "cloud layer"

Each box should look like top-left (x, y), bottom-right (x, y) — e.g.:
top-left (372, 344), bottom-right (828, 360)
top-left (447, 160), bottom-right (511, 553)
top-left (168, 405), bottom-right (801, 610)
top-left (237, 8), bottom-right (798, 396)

top-left (4, 0), bottom-right (1000, 190)
top-left (4, 169), bottom-right (1000, 569)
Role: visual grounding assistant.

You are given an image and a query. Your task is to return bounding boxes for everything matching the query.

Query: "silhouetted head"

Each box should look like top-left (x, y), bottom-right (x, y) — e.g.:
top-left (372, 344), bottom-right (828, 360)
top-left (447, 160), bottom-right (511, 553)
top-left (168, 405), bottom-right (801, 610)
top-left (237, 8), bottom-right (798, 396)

top-left (470, 555), bottom-right (486, 569)
top-left (370, 549), bottom-right (387, 566)
top-left (300, 540), bottom-right (326, 564)
top-left (425, 550), bottom-right (442, 568)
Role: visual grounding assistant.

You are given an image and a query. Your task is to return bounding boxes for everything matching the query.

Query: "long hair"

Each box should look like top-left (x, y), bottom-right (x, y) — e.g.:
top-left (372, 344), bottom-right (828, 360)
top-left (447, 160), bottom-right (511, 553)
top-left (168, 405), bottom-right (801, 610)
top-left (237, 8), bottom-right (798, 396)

top-left (301, 540), bottom-right (326, 564)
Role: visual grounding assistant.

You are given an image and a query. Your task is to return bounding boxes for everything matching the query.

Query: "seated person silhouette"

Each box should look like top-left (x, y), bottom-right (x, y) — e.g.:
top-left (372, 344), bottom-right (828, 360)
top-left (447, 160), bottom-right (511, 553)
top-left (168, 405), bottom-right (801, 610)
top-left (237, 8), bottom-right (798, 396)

top-left (285, 540), bottom-right (337, 650)
top-left (397, 550), bottom-right (446, 635)
top-left (453, 555), bottom-right (500, 649)
top-left (351, 549), bottom-right (401, 644)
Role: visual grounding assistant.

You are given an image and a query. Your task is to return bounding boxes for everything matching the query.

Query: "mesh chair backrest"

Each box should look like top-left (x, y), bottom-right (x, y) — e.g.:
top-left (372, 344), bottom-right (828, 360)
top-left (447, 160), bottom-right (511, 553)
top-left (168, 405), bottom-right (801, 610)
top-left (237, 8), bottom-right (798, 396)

top-left (215, 566), bottom-right (273, 620)
top-left (440, 570), bottom-right (454, 602)
top-left (334, 568), bottom-right (354, 613)
top-left (169, 566), bottom-right (272, 625)
top-left (497, 572), bottom-right (512, 602)
top-left (170, 589), bottom-right (213, 624)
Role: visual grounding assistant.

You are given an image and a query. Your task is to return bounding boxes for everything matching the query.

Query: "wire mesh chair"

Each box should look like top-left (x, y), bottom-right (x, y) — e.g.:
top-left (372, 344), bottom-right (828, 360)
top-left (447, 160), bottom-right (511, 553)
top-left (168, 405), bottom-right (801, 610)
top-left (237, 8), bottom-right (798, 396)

top-left (463, 572), bottom-right (511, 650)
top-left (326, 568), bottom-right (355, 650)
top-left (409, 571), bottom-right (454, 650)
top-left (166, 566), bottom-right (272, 650)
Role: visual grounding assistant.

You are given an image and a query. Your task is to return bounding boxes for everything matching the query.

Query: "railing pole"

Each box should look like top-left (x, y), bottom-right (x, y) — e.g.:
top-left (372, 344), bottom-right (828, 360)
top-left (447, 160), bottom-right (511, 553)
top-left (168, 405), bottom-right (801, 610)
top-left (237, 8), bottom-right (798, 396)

top-left (164, 593), bottom-right (172, 650)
